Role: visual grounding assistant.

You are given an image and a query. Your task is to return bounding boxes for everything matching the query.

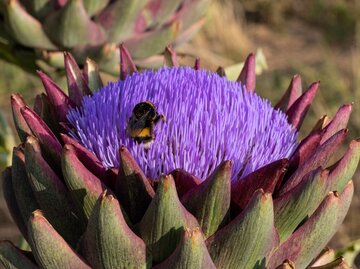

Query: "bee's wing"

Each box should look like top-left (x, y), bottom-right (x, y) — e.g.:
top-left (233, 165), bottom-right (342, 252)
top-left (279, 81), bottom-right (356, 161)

top-left (127, 112), bottom-right (152, 137)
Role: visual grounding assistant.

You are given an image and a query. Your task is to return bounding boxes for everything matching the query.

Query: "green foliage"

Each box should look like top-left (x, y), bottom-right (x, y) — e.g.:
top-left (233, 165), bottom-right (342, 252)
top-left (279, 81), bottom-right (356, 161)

top-left (0, 109), bottom-right (15, 168)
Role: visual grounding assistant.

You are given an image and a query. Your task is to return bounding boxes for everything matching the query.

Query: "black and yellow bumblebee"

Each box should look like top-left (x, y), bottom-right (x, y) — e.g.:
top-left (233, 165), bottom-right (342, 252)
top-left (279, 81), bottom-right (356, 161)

top-left (126, 101), bottom-right (165, 148)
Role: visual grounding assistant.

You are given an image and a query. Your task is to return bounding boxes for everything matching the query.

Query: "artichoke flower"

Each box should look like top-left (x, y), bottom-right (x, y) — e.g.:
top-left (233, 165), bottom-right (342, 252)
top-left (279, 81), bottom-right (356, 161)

top-left (1, 45), bottom-right (359, 269)
top-left (0, 0), bottom-right (209, 73)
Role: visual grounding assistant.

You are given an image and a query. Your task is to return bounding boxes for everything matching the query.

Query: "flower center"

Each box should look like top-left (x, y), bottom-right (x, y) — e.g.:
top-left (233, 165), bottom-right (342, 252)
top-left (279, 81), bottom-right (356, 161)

top-left (67, 67), bottom-right (298, 181)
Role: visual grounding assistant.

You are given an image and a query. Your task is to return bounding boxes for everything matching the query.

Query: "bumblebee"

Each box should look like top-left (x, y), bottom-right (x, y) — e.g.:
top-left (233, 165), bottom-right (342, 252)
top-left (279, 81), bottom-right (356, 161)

top-left (126, 101), bottom-right (165, 147)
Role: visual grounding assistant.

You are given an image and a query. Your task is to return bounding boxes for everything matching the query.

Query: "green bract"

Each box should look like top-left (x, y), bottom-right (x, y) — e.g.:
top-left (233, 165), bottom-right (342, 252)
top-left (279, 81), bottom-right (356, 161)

top-left (1, 48), bottom-right (359, 269)
top-left (0, 0), bottom-right (209, 73)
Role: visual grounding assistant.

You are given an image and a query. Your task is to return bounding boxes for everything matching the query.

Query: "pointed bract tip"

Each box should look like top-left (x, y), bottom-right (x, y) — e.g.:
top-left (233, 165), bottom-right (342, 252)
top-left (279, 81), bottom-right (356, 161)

top-left (345, 180), bottom-right (354, 189)
top-left (99, 190), bottom-right (115, 202)
top-left (119, 145), bottom-right (127, 152)
top-left (343, 103), bottom-right (353, 110)
top-left (63, 51), bottom-right (71, 58)
top-left (351, 138), bottom-right (360, 147)
top-left (276, 259), bottom-right (295, 269)
top-left (161, 174), bottom-right (174, 190)
top-left (100, 190), bottom-right (108, 199)
top-left (11, 93), bottom-right (25, 104)
top-left (237, 52), bottom-right (256, 93)
top-left (13, 144), bottom-right (24, 155)
top-left (36, 70), bottom-right (44, 76)
top-left (286, 80), bottom-right (320, 130)
top-left (63, 52), bottom-right (74, 65)
top-left (263, 191), bottom-right (272, 200)
top-left (119, 43), bottom-right (137, 80)
top-left (164, 45), bottom-right (179, 67)
top-left (216, 66), bottom-right (226, 77)
top-left (184, 226), bottom-right (203, 241)
top-left (321, 169), bottom-right (329, 178)
top-left (63, 143), bottom-right (73, 152)
top-left (256, 188), bottom-right (265, 195)
top-left (290, 74), bottom-right (302, 85)
top-left (84, 57), bottom-right (96, 67)
top-left (194, 58), bottom-right (201, 70)
top-left (25, 135), bottom-right (38, 145)
top-left (215, 160), bottom-right (233, 172)
top-left (311, 115), bottom-right (330, 133)
top-left (223, 160), bottom-right (233, 168)
top-left (247, 52), bottom-right (255, 58)
top-left (162, 174), bottom-right (173, 181)
top-left (31, 209), bottom-right (44, 219)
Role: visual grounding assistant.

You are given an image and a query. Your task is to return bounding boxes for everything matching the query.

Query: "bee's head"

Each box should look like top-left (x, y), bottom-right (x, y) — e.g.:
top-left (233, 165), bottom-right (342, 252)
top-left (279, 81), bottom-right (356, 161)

top-left (132, 101), bottom-right (157, 119)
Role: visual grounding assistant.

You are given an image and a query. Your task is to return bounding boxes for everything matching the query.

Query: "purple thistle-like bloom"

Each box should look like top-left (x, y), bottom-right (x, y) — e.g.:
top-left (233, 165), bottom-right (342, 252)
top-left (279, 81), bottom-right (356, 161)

top-left (67, 67), bottom-right (298, 181)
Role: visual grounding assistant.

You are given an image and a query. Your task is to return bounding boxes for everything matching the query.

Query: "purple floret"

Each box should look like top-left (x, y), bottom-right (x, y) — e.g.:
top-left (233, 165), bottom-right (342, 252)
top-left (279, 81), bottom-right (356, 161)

top-left (67, 67), bottom-right (298, 181)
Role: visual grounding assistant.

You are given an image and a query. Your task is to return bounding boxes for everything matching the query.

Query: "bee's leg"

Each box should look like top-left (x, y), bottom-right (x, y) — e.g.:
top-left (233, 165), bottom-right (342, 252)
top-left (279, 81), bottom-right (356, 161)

top-left (154, 114), bottom-right (166, 124)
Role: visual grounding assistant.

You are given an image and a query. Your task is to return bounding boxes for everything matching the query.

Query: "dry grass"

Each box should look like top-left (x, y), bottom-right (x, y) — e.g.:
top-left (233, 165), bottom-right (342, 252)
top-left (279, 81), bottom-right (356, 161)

top-left (178, 0), bottom-right (252, 69)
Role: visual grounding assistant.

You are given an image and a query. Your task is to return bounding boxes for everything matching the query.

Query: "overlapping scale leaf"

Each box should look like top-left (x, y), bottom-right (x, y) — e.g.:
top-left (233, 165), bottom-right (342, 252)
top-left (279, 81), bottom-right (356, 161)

top-left (81, 191), bottom-right (148, 269)
top-left (125, 21), bottom-right (181, 59)
top-left (280, 129), bottom-right (348, 195)
top-left (144, 0), bottom-right (182, 28)
top-left (274, 168), bottom-right (330, 242)
top-left (64, 51), bottom-right (92, 106)
top-left (170, 169), bottom-right (201, 198)
top-left (320, 104), bottom-right (352, 143)
top-left (10, 146), bottom-right (39, 237)
top-left (83, 0), bottom-right (110, 17)
top-left (33, 94), bottom-right (59, 136)
top-left (37, 70), bottom-right (74, 123)
top-left (2, 167), bottom-right (29, 239)
top-left (207, 189), bottom-right (277, 269)
top-left (268, 181), bottom-right (354, 268)
top-left (275, 74), bottom-right (302, 112)
top-left (22, 0), bottom-right (53, 20)
top-left (138, 174), bottom-right (199, 264)
top-left (61, 134), bottom-right (108, 182)
top-left (116, 146), bottom-right (155, 224)
top-left (232, 159), bottom-right (288, 209)
top-left (0, 241), bottom-right (37, 269)
top-left (328, 139), bottom-right (360, 192)
top-left (3, 0), bottom-right (56, 49)
top-left (286, 81), bottom-right (319, 130)
top-left (61, 144), bottom-right (110, 222)
top-left (10, 94), bottom-right (32, 142)
top-left (24, 136), bottom-right (83, 247)
top-left (154, 228), bottom-right (216, 269)
top-left (21, 106), bottom-right (62, 169)
top-left (28, 210), bottom-right (91, 269)
top-left (181, 161), bottom-right (231, 238)
top-left (43, 0), bottom-right (106, 48)
top-left (97, 0), bottom-right (146, 43)
top-left (83, 58), bottom-right (103, 92)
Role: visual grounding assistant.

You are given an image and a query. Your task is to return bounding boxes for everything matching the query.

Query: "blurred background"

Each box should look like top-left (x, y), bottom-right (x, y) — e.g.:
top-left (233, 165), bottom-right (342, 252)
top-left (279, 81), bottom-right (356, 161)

top-left (0, 0), bottom-right (360, 266)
